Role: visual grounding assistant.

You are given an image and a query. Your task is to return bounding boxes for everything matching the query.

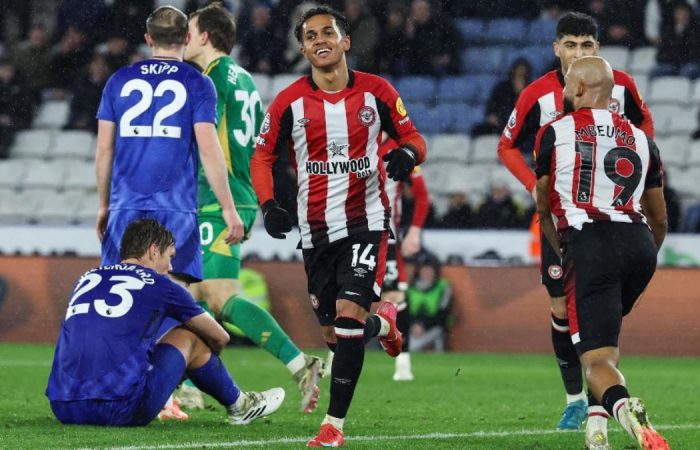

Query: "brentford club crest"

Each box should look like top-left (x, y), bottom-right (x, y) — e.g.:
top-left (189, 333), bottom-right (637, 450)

top-left (357, 106), bottom-right (376, 127)
top-left (608, 98), bottom-right (621, 113)
top-left (548, 265), bottom-right (563, 280)
top-left (310, 294), bottom-right (320, 309)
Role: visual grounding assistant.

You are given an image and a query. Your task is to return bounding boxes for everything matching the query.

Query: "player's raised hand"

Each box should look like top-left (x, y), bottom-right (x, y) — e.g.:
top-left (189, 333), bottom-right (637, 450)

top-left (222, 207), bottom-right (245, 245)
top-left (261, 200), bottom-right (292, 239)
top-left (383, 146), bottom-right (416, 181)
top-left (96, 207), bottom-right (109, 242)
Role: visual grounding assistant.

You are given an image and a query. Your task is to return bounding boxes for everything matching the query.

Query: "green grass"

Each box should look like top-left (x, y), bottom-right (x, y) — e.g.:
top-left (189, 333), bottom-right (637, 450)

top-left (1, 344), bottom-right (698, 449)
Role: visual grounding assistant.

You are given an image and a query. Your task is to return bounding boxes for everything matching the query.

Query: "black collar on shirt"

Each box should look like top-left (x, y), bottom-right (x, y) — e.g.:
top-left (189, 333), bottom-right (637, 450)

top-left (556, 69), bottom-right (565, 87)
top-left (307, 70), bottom-right (355, 91)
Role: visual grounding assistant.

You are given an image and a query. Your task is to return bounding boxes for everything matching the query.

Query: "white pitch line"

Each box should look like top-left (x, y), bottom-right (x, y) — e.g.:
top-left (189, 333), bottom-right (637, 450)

top-left (79, 423), bottom-right (700, 450)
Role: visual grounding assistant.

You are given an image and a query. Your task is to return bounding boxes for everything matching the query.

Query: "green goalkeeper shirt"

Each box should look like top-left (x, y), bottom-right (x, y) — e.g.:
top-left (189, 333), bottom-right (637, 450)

top-left (198, 56), bottom-right (262, 215)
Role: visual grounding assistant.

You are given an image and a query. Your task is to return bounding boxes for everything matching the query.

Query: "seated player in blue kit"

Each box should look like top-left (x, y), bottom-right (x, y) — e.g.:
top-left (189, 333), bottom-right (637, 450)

top-left (45, 219), bottom-right (284, 426)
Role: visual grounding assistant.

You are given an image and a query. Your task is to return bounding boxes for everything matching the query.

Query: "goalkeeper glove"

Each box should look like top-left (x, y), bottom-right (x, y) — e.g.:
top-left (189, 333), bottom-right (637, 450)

top-left (382, 146), bottom-right (417, 182)
top-left (261, 200), bottom-right (292, 239)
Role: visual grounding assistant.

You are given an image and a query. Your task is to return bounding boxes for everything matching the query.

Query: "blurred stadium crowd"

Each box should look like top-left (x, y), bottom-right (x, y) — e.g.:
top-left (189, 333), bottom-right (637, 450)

top-left (1, 0), bottom-right (700, 232)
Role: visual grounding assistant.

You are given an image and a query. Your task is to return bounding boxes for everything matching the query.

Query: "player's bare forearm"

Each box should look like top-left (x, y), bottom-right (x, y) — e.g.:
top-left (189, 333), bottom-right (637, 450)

top-left (95, 120), bottom-right (115, 241)
top-left (401, 225), bottom-right (421, 257)
top-left (95, 120), bottom-right (116, 210)
top-left (186, 312), bottom-right (230, 355)
top-left (536, 176), bottom-right (560, 258)
top-left (641, 187), bottom-right (668, 251)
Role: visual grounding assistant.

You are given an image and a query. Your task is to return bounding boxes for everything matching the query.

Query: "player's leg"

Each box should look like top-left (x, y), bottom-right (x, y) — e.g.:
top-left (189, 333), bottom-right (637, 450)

top-left (308, 232), bottom-right (397, 448)
top-left (382, 242), bottom-right (413, 381)
top-left (198, 213), bottom-right (322, 412)
top-left (542, 231), bottom-right (587, 430)
top-left (569, 223), bottom-right (666, 450)
top-left (147, 327), bottom-right (284, 426)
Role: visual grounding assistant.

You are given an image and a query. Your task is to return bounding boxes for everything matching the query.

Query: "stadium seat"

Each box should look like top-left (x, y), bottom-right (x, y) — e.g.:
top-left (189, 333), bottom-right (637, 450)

top-left (470, 135), bottom-right (500, 164)
top-left (0, 188), bottom-right (46, 224)
top-left (648, 76), bottom-right (691, 104)
top-left (395, 76), bottom-right (437, 104)
top-left (471, 74), bottom-right (500, 103)
top-left (484, 18), bottom-right (528, 45)
top-left (691, 79), bottom-right (700, 103)
top-left (74, 191), bottom-right (100, 225)
top-left (0, 160), bottom-right (28, 189)
top-left (34, 190), bottom-right (84, 225)
top-left (21, 160), bottom-right (69, 190)
top-left (430, 134), bottom-right (471, 163)
top-left (503, 45), bottom-right (557, 78)
top-left (445, 103), bottom-right (483, 134)
top-left (33, 100), bottom-right (70, 129)
top-left (420, 161), bottom-right (460, 194)
top-left (599, 46), bottom-right (630, 71)
top-left (270, 74), bottom-right (301, 98)
top-left (436, 76), bottom-right (475, 103)
top-left (526, 18), bottom-right (558, 45)
top-left (490, 164), bottom-right (525, 194)
top-left (455, 164), bottom-right (491, 197)
top-left (456, 18), bottom-right (485, 44)
top-left (461, 47), bottom-right (504, 74)
top-left (63, 161), bottom-right (97, 190)
top-left (649, 104), bottom-right (683, 135)
top-left (686, 140), bottom-right (700, 166)
top-left (631, 74), bottom-right (649, 99)
top-left (628, 47), bottom-right (657, 76)
top-left (51, 130), bottom-right (95, 160)
top-left (654, 136), bottom-right (689, 167)
top-left (10, 129), bottom-right (53, 159)
top-left (250, 72), bottom-right (272, 103)
top-left (422, 160), bottom-right (487, 196)
top-left (667, 106), bottom-right (698, 134)
top-left (413, 105), bottom-right (451, 134)
top-left (670, 167), bottom-right (700, 198)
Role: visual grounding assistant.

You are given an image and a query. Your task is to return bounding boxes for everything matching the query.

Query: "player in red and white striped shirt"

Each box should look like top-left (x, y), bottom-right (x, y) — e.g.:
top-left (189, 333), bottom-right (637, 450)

top-left (535, 56), bottom-right (668, 450)
top-left (251, 6), bottom-right (426, 448)
top-left (380, 136), bottom-right (430, 381)
top-left (498, 12), bottom-right (654, 436)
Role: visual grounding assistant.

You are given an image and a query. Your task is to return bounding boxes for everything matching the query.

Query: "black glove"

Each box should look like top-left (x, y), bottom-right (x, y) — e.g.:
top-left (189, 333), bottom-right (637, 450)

top-left (261, 200), bottom-right (292, 239)
top-left (382, 146), bottom-right (417, 181)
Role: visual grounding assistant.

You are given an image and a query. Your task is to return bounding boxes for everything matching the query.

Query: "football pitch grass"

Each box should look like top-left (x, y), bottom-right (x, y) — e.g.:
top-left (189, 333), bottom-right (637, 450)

top-left (1, 344), bottom-right (698, 449)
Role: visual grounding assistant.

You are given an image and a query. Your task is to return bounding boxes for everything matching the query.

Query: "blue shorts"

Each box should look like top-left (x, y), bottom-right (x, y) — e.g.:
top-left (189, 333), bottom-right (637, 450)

top-left (50, 344), bottom-right (185, 426)
top-left (102, 209), bottom-right (203, 282)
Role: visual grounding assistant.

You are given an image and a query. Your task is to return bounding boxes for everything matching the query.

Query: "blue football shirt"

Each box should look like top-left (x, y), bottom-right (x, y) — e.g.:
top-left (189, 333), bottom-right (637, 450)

top-left (46, 264), bottom-right (204, 401)
top-left (96, 58), bottom-right (217, 213)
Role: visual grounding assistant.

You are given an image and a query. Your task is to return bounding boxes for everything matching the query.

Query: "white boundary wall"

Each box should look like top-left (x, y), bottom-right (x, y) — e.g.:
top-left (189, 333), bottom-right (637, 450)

top-left (1, 225), bottom-right (699, 267)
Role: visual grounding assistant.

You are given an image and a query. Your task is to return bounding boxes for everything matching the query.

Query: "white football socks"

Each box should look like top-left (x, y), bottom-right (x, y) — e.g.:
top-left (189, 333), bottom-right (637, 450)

top-left (322, 414), bottom-right (345, 431)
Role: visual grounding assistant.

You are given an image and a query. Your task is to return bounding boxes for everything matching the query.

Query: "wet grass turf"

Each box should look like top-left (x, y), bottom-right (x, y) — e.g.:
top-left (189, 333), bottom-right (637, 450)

top-left (1, 344), bottom-right (697, 449)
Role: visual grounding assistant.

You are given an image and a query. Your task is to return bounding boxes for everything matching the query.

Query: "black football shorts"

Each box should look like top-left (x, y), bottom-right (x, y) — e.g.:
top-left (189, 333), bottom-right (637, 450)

top-left (302, 231), bottom-right (388, 326)
top-left (562, 221), bottom-right (657, 355)
top-left (540, 229), bottom-right (565, 298)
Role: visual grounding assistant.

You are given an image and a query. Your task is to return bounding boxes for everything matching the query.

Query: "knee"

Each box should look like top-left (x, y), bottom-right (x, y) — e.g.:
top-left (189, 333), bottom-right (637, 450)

top-left (580, 347), bottom-right (619, 372)
top-left (199, 284), bottom-right (237, 316)
top-left (335, 299), bottom-right (369, 322)
top-left (321, 325), bottom-right (336, 344)
top-left (550, 297), bottom-right (568, 319)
